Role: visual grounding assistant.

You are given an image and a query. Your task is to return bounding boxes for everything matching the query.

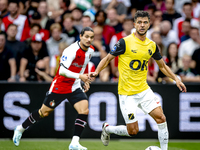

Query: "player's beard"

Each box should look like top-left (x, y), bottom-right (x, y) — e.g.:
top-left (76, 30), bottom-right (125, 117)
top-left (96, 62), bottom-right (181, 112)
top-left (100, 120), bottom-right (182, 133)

top-left (136, 29), bottom-right (147, 36)
top-left (83, 43), bottom-right (90, 48)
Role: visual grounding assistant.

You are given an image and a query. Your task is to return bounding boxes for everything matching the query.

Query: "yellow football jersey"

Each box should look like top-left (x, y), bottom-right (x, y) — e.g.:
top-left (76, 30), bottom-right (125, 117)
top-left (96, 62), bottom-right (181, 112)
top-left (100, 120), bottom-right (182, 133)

top-left (110, 33), bottom-right (162, 95)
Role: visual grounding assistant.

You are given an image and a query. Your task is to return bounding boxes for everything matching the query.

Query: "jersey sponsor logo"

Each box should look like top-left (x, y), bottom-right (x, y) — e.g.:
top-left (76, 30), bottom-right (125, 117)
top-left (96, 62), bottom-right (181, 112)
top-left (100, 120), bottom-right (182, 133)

top-left (131, 50), bottom-right (137, 53)
top-left (148, 49), bottom-right (152, 55)
top-left (128, 113), bottom-right (135, 120)
top-left (61, 55), bottom-right (67, 61)
top-left (129, 59), bottom-right (148, 71)
top-left (72, 62), bottom-right (86, 68)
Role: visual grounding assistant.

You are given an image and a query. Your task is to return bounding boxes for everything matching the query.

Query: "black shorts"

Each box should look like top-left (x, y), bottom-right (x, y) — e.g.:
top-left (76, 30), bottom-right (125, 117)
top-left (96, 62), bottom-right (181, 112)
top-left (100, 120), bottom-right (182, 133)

top-left (43, 88), bottom-right (88, 109)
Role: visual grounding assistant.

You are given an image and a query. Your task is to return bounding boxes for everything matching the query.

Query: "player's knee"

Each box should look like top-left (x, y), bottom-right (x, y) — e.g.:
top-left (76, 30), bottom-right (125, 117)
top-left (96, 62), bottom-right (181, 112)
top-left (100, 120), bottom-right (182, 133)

top-left (41, 111), bottom-right (51, 117)
top-left (156, 114), bottom-right (166, 124)
top-left (128, 127), bottom-right (139, 136)
top-left (78, 108), bottom-right (89, 115)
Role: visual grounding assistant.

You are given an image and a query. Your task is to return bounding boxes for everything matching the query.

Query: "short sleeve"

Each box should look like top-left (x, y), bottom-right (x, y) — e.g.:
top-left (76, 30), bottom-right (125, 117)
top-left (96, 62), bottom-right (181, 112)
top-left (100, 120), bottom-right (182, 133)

top-left (152, 45), bottom-right (162, 60)
top-left (109, 38), bottom-right (126, 56)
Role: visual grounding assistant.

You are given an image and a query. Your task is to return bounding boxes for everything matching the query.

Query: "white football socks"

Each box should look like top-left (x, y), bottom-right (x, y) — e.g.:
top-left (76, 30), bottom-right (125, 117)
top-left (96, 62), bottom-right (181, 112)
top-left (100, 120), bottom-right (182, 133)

top-left (158, 122), bottom-right (168, 150)
top-left (106, 125), bottom-right (130, 136)
top-left (71, 136), bottom-right (80, 144)
top-left (16, 125), bottom-right (25, 133)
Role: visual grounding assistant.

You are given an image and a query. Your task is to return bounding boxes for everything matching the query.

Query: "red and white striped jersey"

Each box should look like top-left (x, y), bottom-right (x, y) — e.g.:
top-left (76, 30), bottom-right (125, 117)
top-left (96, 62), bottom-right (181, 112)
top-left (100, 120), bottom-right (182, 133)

top-left (49, 41), bottom-right (94, 94)
top-left (2, 14), bottom-right (29, 41)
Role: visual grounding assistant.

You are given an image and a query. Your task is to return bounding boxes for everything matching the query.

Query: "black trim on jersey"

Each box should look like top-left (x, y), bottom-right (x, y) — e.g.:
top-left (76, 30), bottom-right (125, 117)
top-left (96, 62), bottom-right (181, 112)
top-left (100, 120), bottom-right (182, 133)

top-left (77, 41), bottom-right (88, 52)
top-left (152, 45), bottom-right (162, 60)
top-left (60, 63), bottom-right (68, 69)
top-left (110, 38), bottom-right (126, 56)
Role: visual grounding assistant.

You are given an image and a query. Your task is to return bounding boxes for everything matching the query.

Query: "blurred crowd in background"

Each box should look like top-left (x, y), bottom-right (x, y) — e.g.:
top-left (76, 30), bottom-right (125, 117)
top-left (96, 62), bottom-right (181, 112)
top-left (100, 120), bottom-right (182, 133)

top-left (1, 0), bottom-right (200, 83)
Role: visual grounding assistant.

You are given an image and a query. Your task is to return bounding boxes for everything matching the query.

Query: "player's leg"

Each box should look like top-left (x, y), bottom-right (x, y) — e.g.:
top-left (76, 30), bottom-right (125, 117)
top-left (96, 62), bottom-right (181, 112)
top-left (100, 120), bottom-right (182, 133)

top-left (13, 92), bottom-right (63, 146)
top-left (139, 88), bottom-right (168, 150)
top-left (13, 104), bottom-right (54, 146)
top-left (149, 106), bottom-right (168, 150)
top-left (68, 88), bottom-right (89, 150)
top-left (101, 94), bottom-right (139, 146)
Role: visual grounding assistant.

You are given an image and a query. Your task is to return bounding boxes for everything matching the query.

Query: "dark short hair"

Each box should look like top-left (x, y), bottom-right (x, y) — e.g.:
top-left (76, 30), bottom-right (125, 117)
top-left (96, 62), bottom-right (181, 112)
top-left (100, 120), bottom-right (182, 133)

top-left (7, 24), bottom-right (18, 30)
top-left (80, 27), bottom-right (94, 36)
top-left (134, 10), bottom-right (150, 22)
top-left (8, 0), bottom-right (19, 7)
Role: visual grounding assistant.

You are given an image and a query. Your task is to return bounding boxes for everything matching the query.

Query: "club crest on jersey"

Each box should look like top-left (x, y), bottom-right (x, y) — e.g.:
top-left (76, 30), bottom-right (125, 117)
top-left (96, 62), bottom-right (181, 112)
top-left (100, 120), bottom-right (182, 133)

top-left (128, 113), bottom-right (135, 120)
top-left (49, 100), bottom-right (55, 107)
top-left (148, 49), bottom-right (152, 55)
top-left (61, 55), bottom-right (67, 61)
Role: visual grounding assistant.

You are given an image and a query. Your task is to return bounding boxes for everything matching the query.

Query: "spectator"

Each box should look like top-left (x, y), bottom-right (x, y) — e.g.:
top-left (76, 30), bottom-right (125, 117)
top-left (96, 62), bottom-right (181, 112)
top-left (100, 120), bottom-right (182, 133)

top-left (173, 2), bottom-right (199, 41)
top-left (2, 0), bottom-right (30, 41)
top-left (59, 0), bottom-right (71, 23)
top-left (180, 19), bottom-right (191, 43)
top-left (144, 0), bottom-right (166, 13)
top-left (23, 23), bottom-right (41, 47)
top-left (50, 42), bottom-right (68, 77)
top-left (191, 0), bottom-right (200, 19)
top-left (28, 11), bottom-right (50, 41)
top-left (92, 25), bottom-right (110, 82)
top-left (102, 0), bottom-right (127, 23)
top-left (35, 59), bottom-right (53, 82)
top-left (71, 7), bottom-right (83, 32)
top-left (147, 57), bottom-right (159, 83)
top-left (37, 0), bottom-right (55, 31)
top-left (0, 32), bottom-right (16, 81)
top-left (19, 33), bottom-right (49, 82)
top-left (178, 27), bottom-right (200, 62)
top-left (160, 20), bottom-right (179, 48)
top-left (6, 24), bottom-right (26, 73)
top-left (81, 15), bottom-right (94, 29)
top-left (94, 10), bottom-right (115, 46)
top-left (176, 55), bottom-right (200, 82)
top-left (46, 23), bottom-right (74, 59)
top-left (162, 0), bottom-right (181, 27)
top-left (101, 0), bottom-right (131, 8)
top-left (0, 15), bottom-right (5, 32)
top-left (154, 9), bottom-right (163, 23)
top-left (84, 0), bottom-right (102, 21)
top-left (166, 42), bottom-right (179, 73)
top-left (145, 4), bottom-right (157, 29)
top-left (26, 0), bottom-right (39, 21)
top-left (191, 46), bottom-right (200, 75)
top-left (109, 17), bottom-right (134, 80)
top-left (106, 8), bottom-right (123, 33)
top-left (151, 31), bottom-right (166, 56)
top-left (0, 0), bottom-right (9, 18)
top-left (70, 0), bottom-right (92, 12)
top-left (62, 13), bottom-right (79, 43)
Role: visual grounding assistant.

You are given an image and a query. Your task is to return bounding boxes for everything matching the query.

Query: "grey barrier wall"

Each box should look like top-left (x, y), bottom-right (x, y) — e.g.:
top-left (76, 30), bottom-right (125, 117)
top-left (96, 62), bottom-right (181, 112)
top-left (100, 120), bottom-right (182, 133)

top-left (0, 82), bottom-right (200, 139)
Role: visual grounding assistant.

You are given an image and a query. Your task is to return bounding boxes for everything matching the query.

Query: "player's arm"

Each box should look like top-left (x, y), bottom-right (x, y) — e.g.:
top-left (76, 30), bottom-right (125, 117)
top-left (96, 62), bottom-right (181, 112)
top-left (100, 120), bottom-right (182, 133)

top-left (153, 45), bottom-right (186, 92)
top-left (94, 53), bottom-right (115, 76)
top-left (156, 58), bottom-right (186, 92)
top-left (59, 49), bottom-right (89, 83)
top-left (8, 58), bottom-right (16, 82)
top-left (90, 39), bottom-right (126, 77)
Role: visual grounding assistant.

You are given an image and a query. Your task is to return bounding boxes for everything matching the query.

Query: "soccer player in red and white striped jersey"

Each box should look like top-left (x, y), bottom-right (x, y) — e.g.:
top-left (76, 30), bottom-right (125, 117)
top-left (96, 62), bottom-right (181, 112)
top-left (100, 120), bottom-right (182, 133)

top-left (13, 27), bottom-right (95, 150)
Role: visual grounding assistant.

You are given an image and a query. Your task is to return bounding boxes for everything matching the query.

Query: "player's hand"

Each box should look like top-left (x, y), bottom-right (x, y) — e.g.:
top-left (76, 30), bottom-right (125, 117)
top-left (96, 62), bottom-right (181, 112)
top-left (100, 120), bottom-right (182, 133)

top-left (79, 74), bottom-right (91, 83)
top-left (89, 72), bottom-right (98, 81)
top-left (83, 81), bottom-right (90, 93)
top-left (176, 79), bottom-right (187, 92)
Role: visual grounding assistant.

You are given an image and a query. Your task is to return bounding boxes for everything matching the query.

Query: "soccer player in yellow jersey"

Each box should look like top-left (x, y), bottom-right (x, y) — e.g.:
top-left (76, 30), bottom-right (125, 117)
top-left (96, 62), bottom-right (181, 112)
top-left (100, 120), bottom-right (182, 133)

top-left (90, 11), bottom-right (187, 150)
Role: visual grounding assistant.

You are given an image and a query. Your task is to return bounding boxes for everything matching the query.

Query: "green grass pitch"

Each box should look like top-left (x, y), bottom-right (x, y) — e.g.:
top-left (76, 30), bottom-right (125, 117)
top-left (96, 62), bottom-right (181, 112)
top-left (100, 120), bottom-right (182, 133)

top-left (0, 139), bottom-right (200, 150)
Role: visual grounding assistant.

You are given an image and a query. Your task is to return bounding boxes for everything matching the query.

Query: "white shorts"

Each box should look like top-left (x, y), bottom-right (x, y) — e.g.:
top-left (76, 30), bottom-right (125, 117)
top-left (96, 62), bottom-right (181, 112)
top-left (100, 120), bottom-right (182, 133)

top-left (119, 88), bottom-right (161, 124)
